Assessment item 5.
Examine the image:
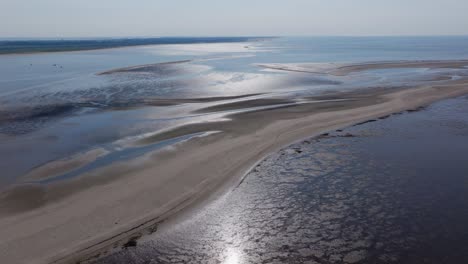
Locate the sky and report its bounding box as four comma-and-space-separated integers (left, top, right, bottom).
1, 0, 468, 38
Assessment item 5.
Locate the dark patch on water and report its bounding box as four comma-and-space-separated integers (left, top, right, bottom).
0, 104, 78, 135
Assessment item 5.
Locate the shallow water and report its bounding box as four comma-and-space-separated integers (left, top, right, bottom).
1, 36, 468, 186
98, 96, 468, 264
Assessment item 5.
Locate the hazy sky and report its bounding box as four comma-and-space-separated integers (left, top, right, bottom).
1, 0, 468, 38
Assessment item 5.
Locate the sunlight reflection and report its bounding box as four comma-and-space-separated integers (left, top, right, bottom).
223, 247, 243, 264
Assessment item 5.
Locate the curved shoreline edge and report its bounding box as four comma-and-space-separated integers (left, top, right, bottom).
1, 62, 468, 264
62, 83, 468, 264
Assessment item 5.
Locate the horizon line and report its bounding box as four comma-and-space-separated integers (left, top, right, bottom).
1, 34, 468, 41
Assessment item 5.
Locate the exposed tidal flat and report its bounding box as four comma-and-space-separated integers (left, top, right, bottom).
98, 95, 468, 264
1, 37, 468, 263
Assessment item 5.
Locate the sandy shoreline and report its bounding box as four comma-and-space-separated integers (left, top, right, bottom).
97, 95, 468, 264
1, 61, 468, 264
257, 60, 468, 76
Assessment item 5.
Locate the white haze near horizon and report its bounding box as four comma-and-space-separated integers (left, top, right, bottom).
1, 0, 467, 38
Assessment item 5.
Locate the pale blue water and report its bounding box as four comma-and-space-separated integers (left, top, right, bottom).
261, 36, 468, 62
2, 36, 468, 98
1, 36, 468, 185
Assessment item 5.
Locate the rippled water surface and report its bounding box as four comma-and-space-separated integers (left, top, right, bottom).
99, 96, 468, 264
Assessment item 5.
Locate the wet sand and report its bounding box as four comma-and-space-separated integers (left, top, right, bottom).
96, 60, 192, 75
98, 96, 468, 264
257, 60, 468, 76
0, 93, 261, 135
21, 148, 110, 182
1, 61, 468, 264
331, 60, 468, 76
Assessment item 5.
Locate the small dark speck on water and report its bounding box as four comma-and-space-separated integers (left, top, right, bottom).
123, 239, 138, 249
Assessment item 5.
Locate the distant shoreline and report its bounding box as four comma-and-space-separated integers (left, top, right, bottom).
0, 36, 274, 55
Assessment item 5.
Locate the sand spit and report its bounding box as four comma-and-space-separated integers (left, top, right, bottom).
257, 60, 468, 76
96, 95, 468, 264
96, 60, 192, 75
332, 60, 468, 75
1, 61, 468, 264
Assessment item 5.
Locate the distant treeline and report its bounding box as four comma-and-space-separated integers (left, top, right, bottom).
0, 37, 273, 54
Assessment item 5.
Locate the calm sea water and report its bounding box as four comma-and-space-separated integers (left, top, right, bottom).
2, 36, 468, 98
1, 36, 468, 185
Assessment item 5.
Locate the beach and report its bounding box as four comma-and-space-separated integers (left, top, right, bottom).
1, 38, 468, 263
0, 60, 468, 263
99, 95, 468, 264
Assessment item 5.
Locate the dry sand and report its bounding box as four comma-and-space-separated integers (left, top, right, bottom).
1, 61, 468, 264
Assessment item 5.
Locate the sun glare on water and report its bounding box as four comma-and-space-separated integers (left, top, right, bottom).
223, 248, 242, 264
